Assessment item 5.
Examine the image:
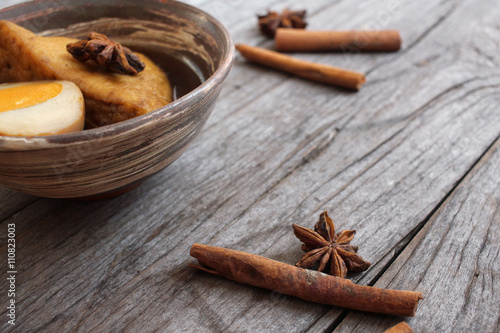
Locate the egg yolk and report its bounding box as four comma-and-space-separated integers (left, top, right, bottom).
0, 82, 63, 113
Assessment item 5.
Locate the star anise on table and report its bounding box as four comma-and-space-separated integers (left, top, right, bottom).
257, 9, 307, 38
292, 211, 371, 278
66, 32, 145, 75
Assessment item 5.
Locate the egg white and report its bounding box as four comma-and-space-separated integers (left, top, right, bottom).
0, 80, 85, 136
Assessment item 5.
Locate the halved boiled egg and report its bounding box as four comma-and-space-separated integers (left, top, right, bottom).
0, 80, 85, 136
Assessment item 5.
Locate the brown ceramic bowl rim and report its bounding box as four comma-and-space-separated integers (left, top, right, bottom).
0, 0, 234, 147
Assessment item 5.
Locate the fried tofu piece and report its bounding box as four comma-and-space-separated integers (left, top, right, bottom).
0, 20, 172, 127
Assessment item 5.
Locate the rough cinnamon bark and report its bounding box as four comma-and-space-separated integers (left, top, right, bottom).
383, 322, 413, 333
190, 244, 423, 317
275, 29, 401, 52
235, 44, 365, 90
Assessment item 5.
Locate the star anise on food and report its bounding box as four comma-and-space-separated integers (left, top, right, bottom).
292, 211, 371, 278
257, 9, 307, 38
66, 32, 145, 75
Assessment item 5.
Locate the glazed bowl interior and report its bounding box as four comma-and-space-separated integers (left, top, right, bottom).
0, 0, 234, 198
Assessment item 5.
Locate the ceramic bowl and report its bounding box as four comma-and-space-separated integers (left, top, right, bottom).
0, 0, 234, 198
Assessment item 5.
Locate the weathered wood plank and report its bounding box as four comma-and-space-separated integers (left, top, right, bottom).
0, 0, 30, 8
1, 0, 500, 332
333, 137, 500, 332
0, 187, 36, 222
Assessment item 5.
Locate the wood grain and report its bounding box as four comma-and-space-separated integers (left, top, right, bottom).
333, 137, 500, 332
1, 0, 500, 332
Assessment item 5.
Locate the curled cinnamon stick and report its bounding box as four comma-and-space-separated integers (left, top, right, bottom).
275, 29, 401, 52
383, 322, 413, 333
190, 244, 423, 317
235, 44, 365, 91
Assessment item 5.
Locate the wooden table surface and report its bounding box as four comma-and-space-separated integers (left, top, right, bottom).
1, 0, 500, 332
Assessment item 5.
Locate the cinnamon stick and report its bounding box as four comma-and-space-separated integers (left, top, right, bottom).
383, 322, 413, 333
235, 44, 365, 91
275, 29, 401, 52
190, 244, 423, 316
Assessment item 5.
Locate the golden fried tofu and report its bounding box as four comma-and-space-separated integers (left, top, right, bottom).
0, 20, 172, 127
